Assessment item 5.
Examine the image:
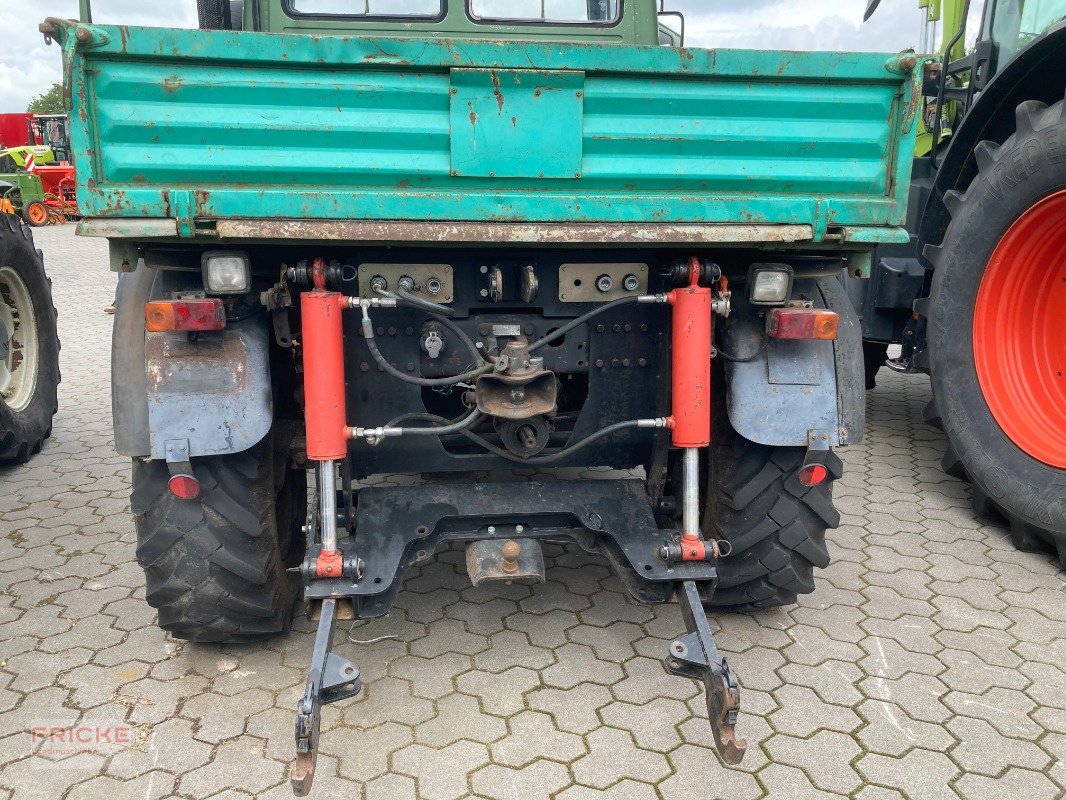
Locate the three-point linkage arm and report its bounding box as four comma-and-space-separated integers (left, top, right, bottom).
291, 598, 362, 796
664, 580, 748, 765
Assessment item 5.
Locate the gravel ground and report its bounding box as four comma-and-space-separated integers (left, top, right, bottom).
0, 223, 1062, 800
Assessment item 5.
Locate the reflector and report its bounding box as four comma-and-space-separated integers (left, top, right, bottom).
798, 463, 829, 487
168, 474, 201, 500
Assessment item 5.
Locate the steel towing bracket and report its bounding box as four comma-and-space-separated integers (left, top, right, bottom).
664, 580, 748, 764
290, 598, 362, 796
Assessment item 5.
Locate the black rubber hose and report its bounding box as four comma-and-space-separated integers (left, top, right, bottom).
381, 287, 456, 318
388, 412, 645, 466
362, 315, 494, 387
397, 409, 483, 436
528, 296, 645, 352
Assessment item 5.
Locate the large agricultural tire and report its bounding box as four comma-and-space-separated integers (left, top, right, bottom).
0, 213, 59, 465
923, 96, 1066, 567
703, 423, 842, 609
130, 434, 306, 642
667, 396, 843, 610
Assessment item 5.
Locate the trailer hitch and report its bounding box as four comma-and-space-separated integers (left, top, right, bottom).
664, 581, 747, 765
291, 598, 362, 796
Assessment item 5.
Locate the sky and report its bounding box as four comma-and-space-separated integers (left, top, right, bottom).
0, 0, 946, 112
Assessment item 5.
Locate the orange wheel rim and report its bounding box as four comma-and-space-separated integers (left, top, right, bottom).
973, 189, 1066, 468
27, 204, 47, 224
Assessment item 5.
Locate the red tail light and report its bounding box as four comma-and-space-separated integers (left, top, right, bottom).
798, 463, 829, 487
145, 299, 225, 333
768, 308, 839, 340
168, 474, 201, 500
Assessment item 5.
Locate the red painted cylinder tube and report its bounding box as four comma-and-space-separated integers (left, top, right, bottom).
301, 291, 347, 461
668, 262, 713, 449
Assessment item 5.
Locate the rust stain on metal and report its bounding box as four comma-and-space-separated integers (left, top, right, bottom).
194, 189, 210, 217
467, 101, 477, 126
162, 75, 183, 93
490, 70, 505, 113
215, 219, 815, 245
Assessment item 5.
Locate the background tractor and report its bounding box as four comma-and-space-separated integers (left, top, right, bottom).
0, 113, 79, 227
856, 0, 1066, 566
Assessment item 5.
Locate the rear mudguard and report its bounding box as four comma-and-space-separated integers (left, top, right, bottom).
112, 266, 272, 459
724, 277, 864, 447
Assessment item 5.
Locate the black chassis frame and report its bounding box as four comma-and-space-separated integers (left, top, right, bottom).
336, 245, 669, 477
305, 478, 716, 616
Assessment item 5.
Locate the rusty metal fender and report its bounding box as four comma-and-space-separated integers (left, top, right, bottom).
145, 319, 272, 460
112, 266, 272, 459
723, 277, 864, 448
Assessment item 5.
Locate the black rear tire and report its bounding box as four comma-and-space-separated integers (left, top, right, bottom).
666, 404, 842, 610
131, 433, 306, 642
924, 96, 1066, 567
703, 425, 841, 609
0, 213, 59, 465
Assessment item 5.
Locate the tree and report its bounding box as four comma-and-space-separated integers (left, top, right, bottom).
27, 83, 65, 115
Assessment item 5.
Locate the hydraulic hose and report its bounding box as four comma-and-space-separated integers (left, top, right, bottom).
379, 287, 456, 318
385, 412, 649, 466
395, 408, 482, 436
528, 296, 648, 352
361, 309, 494, 387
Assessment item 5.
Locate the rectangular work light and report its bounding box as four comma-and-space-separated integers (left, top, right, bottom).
748, 263, 794, 305
201, 251, 251, 295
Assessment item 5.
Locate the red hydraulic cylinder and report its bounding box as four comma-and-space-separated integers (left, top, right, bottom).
301, 291, 348, 462
668, 259, 713, 449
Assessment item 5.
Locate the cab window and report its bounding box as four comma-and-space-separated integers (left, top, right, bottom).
288, 0, 444, 17
469, 0, 620, 24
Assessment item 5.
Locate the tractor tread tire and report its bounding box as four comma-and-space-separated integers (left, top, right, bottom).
706, 435, 842, 610
925, 94, 1066, 568
131, 438, 300, 642
0, 213, 59, 465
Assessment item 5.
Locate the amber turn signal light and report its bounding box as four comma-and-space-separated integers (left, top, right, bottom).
767, 308, 839, 340
145, 299, 226, 332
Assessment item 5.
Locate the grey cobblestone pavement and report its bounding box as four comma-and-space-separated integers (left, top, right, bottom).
1, 224, 1063, 799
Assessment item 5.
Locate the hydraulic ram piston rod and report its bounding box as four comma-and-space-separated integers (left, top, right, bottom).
667, 257, 714, 562
300, 290, 347, 576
